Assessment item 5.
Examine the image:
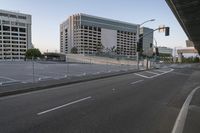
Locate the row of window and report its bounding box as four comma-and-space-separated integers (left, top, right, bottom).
0, 57, 25, 60
0, 41, 26, 44
117, 31, 136, 35
0, 37, 26, 40
79, 29, 101, 34
0, 26, 26, 32
0, 32, 26, 36
0, 13, 27, 20
0, 49, 26, 52
0, 44, 26, 48
80, 25, 101, 32
0, 21, 26, 27
0, 52, 25, 55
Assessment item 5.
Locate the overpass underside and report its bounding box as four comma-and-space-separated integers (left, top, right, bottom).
166, 0, 200, 54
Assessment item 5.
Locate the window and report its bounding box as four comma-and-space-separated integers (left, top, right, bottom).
20, 42, 26, 44
3, 26, 10, 31
0, 13, 9, 17
20, 34, 26, 36
19, 28, 26, 33
20, 38, 26, 40
98, 28, 101, 32
12, 37, 18, 40
12, 27, 18, 32
18, 16, 26, 20
10, 15, 17, 18
12, 33, 18, 36
3, 37, 10, 40
3, 41, 10, 44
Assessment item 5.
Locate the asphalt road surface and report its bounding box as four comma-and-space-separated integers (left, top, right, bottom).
0, 66, 200, 133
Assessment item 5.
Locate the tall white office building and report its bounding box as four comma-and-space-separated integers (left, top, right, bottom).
0, 9, 32, 60
60, 13, 139, 57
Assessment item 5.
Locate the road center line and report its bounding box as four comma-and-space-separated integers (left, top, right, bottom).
171, 86, 200, 133
37, 96, 92, 115
131, 80, 144, 85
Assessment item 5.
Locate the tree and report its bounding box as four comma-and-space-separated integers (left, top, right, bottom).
194, 56, 200, 63
71, 47, 78, 54
25, 48, 42, 59
96, 43, 104, 53
111, 46, 117, 53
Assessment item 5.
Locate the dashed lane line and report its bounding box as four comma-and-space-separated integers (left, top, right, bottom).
130, 80, 144, 85
37, 96, 92, 115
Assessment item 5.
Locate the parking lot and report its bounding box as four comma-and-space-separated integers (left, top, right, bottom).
0, 61, 137, 85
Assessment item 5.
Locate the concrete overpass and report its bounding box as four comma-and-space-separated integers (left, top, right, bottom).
166, 0, 200, 54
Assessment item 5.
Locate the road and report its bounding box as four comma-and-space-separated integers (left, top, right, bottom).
0, 66, 200, 133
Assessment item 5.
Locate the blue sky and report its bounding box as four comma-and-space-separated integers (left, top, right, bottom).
0, 0, 187, 52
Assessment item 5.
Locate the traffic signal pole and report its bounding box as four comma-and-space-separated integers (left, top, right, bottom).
136, 26, 170, 69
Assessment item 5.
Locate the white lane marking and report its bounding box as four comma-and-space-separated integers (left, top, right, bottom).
154, 69, 166, 73
154, 69, 170, 73
145, 71, 160, 75
37, 96, 92, 115
149, 68, 174, 78
131, 80, 144, 85
135, 73, 151, 78
171, 86, 200, 133
135, 68, 174, 79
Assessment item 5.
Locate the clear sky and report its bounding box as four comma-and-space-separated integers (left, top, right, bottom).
0, 0, 188, 52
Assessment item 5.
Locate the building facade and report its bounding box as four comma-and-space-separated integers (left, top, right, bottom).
60, 13, 139, 57
158, 46, 173, 55
139, 27, 154, 57
0, 9, 32, 60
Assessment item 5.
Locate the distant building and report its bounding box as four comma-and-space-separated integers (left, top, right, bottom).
60, 13, 140, 57
0, 9, 32, 60
186, 40, 194, 47
139, 27, 154, 56
43, 52, 66, 61
158, 46, 173, 55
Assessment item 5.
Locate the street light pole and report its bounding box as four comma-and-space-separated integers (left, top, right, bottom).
136, 19, 155, 70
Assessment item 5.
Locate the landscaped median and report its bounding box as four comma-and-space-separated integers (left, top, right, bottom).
0, 69, 145, 97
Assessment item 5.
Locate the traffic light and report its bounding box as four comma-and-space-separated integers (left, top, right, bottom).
155, 47, 159, 56
165, 27, 170, 36
137, 42, 142, 52
137, 42, 140, 52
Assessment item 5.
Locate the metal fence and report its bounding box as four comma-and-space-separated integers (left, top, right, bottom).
0, 58, 139, 86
